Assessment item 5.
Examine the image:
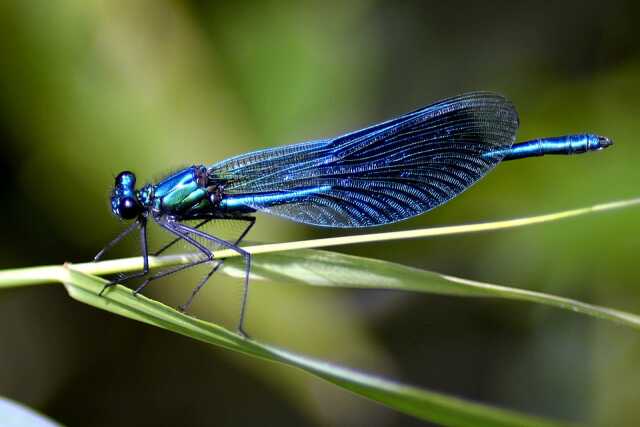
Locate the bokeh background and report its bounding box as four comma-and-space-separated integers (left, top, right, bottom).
1, 1, 639, 426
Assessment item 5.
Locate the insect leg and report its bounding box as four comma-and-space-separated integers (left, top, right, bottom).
174, 216, 254, 313
232, 216, 255, 245
131, 256, 211, 296
172, 222, 252, 338
131, 217, 216, 296
94, 219, 140, 262
153, 218, 212, 256
99, 216, 150, 295
178, 259, 225, 313
133, 217, 246, 301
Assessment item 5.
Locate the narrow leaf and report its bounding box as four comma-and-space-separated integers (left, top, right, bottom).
59, 267, 568, 427
225, 249, 640, 330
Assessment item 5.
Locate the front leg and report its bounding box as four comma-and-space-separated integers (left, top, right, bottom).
99, 216, 150, 296
94, 219, 140, 262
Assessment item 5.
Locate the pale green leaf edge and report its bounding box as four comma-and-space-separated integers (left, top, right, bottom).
235, 249, 640, 330
0, 396, 64, 427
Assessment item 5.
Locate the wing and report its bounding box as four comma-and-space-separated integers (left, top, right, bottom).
209, 92, 519, 227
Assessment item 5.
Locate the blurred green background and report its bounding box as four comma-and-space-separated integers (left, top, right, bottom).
1, 1, 639, 426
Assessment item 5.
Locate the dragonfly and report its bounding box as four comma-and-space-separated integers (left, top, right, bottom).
95, 92, 613, 337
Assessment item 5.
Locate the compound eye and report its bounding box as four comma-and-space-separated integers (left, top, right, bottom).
115, 171, 136, 188
117, 197, 140, 219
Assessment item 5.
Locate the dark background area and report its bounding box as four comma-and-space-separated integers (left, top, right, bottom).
1, 1, 639, 426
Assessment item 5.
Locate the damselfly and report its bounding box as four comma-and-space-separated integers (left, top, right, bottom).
95, 92, 613, 337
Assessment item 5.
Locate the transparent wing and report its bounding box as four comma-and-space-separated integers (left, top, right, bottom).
209, 92, 519, 227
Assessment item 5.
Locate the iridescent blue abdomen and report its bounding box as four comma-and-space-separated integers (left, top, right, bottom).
484, 134, 612, 161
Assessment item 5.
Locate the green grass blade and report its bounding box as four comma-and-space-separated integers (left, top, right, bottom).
226, 249, 640, 330
174, 197, 640, 259
59, 267, 568, 427
57, 196, 640, 273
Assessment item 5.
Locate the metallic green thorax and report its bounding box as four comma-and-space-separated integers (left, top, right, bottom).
145, 165, 210, 217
